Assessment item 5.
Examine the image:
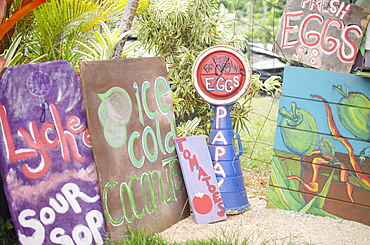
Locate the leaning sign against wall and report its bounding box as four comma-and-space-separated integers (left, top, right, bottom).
268, 0, 370, 226
273, 0, 370, 73
0, 60, 106, 244
79, 57, 189, 240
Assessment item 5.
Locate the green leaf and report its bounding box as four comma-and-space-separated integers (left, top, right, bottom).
22, 0, 128, 66
306, 206, 341, 219
299, 169, 335, 213
318, 138, 335, 158
268, 157, 306, 211
176, 117, 202, 137
5, 219, 13, 230
2, 33, 22, 68
267, 186, 289, 210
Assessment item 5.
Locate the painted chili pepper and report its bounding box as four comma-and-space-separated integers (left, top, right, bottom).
287, 157, 329, 193
311, 94, 370, 188
287, 154, 355, 202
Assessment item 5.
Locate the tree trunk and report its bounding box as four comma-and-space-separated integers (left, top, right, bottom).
111, 0, 140, 59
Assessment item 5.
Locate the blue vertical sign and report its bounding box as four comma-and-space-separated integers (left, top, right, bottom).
192, 45, 252, 214
208, 105, 250, 214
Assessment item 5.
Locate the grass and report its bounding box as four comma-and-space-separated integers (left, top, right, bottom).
0, 230, 17, 245
105, 227, 315, 245
239, 95, 279, 196
240, 95, 279, 172
106, 228, 256, 244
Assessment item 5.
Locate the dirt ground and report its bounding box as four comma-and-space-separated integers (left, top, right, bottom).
159, 171, 370, 245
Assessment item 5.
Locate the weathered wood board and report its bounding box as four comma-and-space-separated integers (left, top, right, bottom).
0, 60, 106, 244
351, 0, 370, 71
273, 0, 370, 73
79, 58, 189, 240
175, 135, 227, 224
275, 96, 370, 149
274, 126, 370, 164
272, 154, 370, 206
269, 184, 370, 225
267, 66, 370, 225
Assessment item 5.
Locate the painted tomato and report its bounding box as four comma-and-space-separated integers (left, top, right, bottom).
192, 193, 213, 215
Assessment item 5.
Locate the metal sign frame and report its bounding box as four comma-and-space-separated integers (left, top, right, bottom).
192, 45, 252, 105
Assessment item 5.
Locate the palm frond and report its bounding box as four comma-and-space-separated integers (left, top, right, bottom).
77, 21, 136, 61
1, 33, 22, 67
25, 0, 127, 65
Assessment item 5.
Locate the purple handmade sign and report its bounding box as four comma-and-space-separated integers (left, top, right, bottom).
0, 60, 106, 244
175, 135, 226, 224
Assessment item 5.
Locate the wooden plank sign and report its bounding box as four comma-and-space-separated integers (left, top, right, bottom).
79, 58, 189, 240
273, 0, 370, 73
175, 135, 227, 224
0, 60, 106, 244
267, 66, 370, 225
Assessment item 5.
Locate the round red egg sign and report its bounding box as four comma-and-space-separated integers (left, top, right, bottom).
192, 45, 252, 105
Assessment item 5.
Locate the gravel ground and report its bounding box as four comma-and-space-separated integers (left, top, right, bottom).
159, 195, 370, 245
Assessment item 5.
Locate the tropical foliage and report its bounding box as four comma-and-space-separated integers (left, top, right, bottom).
0, 0, 283, 147
136, 0, 280, 134
0, 1, 281, 135
0, 0, 47, 70
0, 0, 149, 71
23, 0, 128, 67
76, 22, 140, 61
